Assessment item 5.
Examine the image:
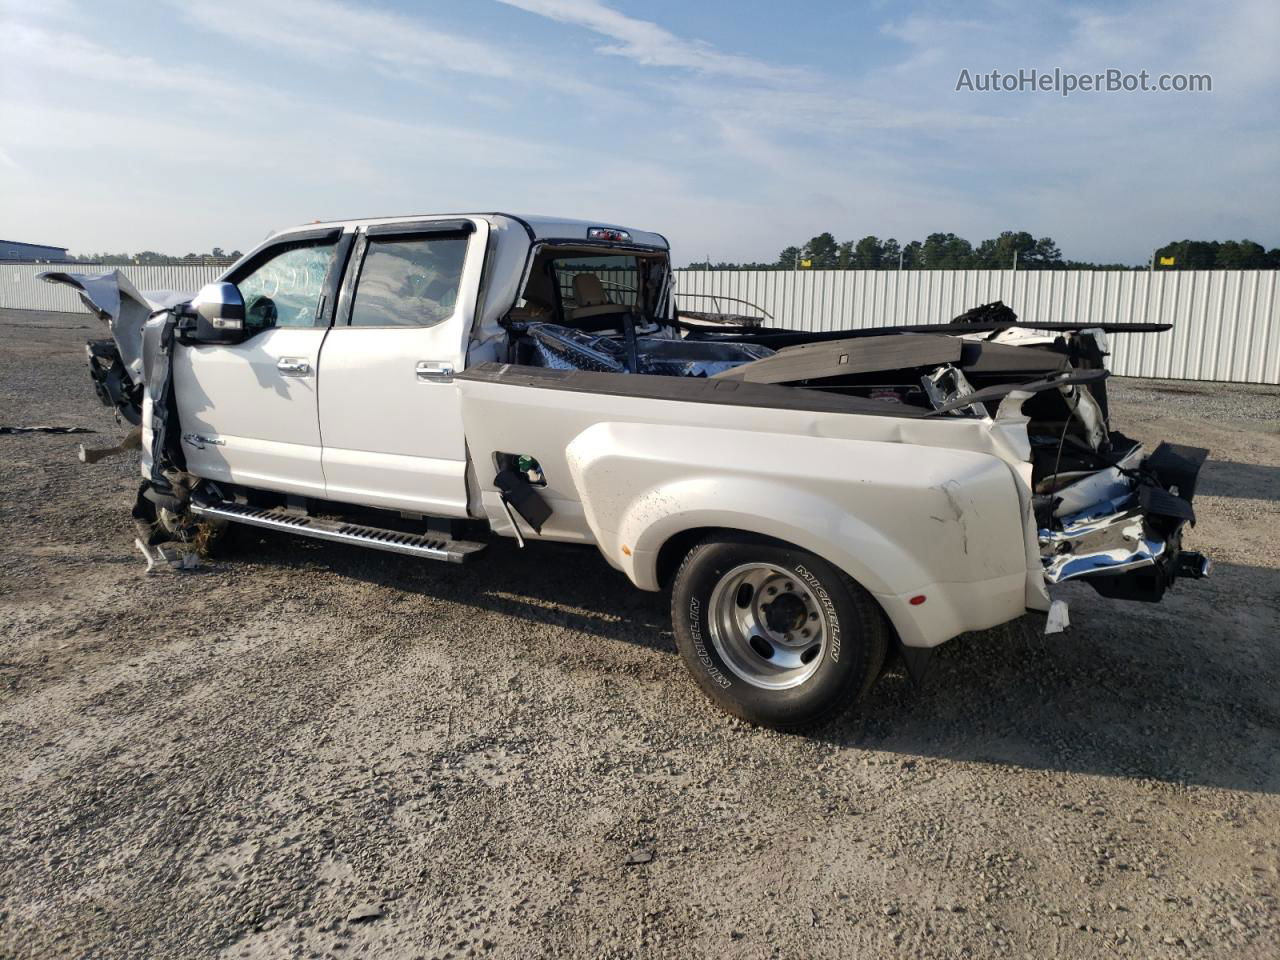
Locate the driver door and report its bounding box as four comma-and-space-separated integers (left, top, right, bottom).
173, 229, 352, 497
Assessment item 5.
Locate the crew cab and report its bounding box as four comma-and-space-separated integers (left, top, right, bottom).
45, 213, 1211, 729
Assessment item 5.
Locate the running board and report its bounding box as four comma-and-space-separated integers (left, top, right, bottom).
189, 499, 486, 563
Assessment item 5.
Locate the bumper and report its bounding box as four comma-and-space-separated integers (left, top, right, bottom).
876, 572, 1029, 649
1038, 442, 1210, 602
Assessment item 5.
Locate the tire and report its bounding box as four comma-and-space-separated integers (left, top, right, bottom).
670, 532, 889, 730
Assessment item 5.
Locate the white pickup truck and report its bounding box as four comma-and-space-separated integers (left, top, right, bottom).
45, 213, 1209, 729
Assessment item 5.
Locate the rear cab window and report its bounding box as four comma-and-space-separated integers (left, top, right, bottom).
553, 254, 639, 312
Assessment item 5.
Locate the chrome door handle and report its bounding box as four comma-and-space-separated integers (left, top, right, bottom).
277, 358, 311, 376
181, 433, 224, 449
416, 361, 454, 382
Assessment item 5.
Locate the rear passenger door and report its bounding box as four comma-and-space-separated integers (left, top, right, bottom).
317, 219, 488, 516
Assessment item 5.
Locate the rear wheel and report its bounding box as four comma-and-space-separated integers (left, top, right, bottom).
670, 533, 888, 730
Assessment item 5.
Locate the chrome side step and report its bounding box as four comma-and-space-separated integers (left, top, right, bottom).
189, 499, 486, 563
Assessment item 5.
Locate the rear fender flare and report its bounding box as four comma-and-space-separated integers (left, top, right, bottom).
563, 421, 1029, 652
600, 474, 924, 598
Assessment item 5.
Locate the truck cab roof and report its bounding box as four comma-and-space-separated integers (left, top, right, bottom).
274, 213, 669, 250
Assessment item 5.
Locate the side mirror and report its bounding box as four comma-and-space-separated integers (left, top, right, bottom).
190, 282, 247, 343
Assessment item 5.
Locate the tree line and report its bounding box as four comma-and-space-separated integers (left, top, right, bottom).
687, 232, 1280, 271
71, 248, 243, 265
64, 234, 1280, 270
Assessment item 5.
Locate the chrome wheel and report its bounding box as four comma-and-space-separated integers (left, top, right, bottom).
707, 562, 827, 690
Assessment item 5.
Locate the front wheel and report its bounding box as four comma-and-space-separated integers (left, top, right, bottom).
670, 533, 889, 730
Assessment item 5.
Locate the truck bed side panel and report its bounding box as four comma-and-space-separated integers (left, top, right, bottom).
457, 368, 1032, 648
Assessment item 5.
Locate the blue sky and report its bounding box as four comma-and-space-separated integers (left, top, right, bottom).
2, 0, 1276, 265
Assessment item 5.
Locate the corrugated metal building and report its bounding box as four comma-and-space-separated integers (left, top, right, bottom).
0, 239, 70, 262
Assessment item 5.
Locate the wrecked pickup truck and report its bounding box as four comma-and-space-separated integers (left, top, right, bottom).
45, 213, 1210, 729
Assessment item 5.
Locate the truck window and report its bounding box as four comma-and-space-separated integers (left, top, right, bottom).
236, 243, 337, 329
349, 234, 468, 327
554, 255, 639, 311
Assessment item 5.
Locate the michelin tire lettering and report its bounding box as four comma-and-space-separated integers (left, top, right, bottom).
795, 564, 841, 664
688, 595, 732, 688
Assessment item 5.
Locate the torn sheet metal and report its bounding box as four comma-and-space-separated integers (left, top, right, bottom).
1048, 445, 1145, 517
1062, 380, 1107, 450
527, 322, 772, 377
1039, 497, 1166, 583
39, 271, 193, 382
920, 365, 987, 418
1037, 441, 1207, 592
925, 368, 1109, 417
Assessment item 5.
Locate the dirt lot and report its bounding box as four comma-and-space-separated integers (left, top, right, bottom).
1, 307, 1278, 960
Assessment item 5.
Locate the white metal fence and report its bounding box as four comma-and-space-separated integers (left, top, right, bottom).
3, 262, 1277, 384
676, 269, 1280, 385
0, 263, 227, 314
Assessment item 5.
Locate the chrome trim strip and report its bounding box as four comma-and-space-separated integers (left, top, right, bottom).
181, 433, 225, 449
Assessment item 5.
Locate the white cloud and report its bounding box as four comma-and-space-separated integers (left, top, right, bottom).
496, 0, 808, 83
2, 0, 1276, 264
0, 0, 74, 18
860, 0, 1280, 261
174, 0, 516, 80
1, 23, 273, 105
168, 0, 629, 100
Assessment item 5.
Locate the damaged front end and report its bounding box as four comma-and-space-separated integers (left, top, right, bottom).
41, 270, 192, 428
40, 269, 204, 542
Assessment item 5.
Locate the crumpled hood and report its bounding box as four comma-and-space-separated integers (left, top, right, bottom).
39, 270, 193, 383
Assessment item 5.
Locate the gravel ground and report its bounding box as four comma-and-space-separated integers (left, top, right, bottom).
1, 308, 1278, 960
